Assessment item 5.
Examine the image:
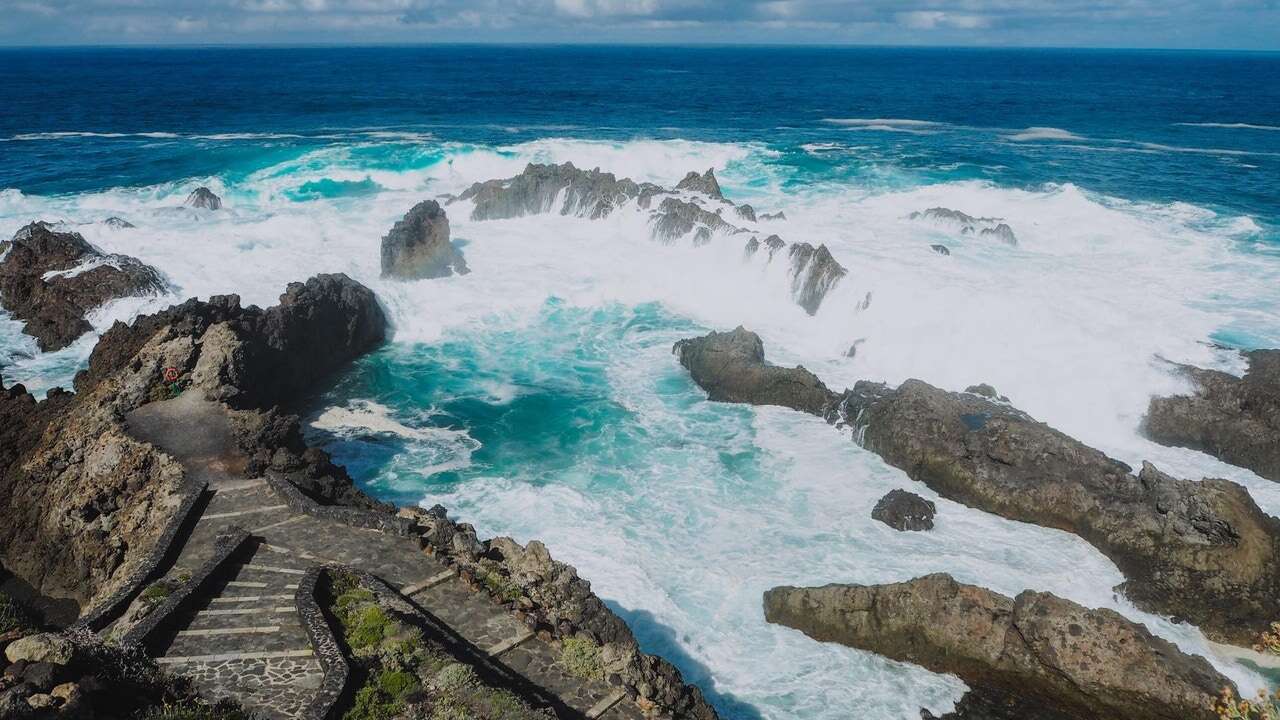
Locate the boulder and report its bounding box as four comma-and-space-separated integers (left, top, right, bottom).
672, 327, 835, 415
787, 242, 847, 315
380, 200, 469, 280
930, 244, 951, 256
965, 383, 1009, 402
0, 222, 167, 351
830, 378, 1280, 643
4, 634, 73, 665
183, 187, 221, 210
675, 168, 724, 199
763, 574, 1227, 720
871, 489, 936, 531
1144, 351, 1280, 483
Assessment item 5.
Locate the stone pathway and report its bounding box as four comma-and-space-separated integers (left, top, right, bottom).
122, 393, 644, 720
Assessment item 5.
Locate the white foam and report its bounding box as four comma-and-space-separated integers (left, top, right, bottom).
1174, 122, 1280, 131
311, 399, 479, 477
1006, 126, 1085, 142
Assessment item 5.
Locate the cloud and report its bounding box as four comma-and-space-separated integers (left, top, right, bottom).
0, 0, 1276, 48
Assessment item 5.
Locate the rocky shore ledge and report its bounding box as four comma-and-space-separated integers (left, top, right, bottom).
1, 261, 717, 718
673, 326, 1280, 645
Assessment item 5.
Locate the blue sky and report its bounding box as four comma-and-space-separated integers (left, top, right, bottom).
2, 0, 1277, 49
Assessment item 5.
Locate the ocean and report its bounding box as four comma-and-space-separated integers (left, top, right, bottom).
2, 45, 1279, 718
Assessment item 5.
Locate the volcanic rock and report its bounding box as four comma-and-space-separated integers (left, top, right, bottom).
764, 574, 1227, 720
787, 242, 847, 315
871, 489, 936, 531
673, 327, 835, 415
458, 162, 662, 221
380, 200, 469, 280
183, 187, 221, 210
0, 222, 167, 351
930, 244, 951, 256
675, 168, 724, 199
1145, 350, 1280, 482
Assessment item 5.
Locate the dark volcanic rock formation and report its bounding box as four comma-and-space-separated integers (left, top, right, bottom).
871, 489, 936, 531
672, 326, 835, 415
787, 243, 848, 315
1145, 351, 1280, 482
380, 200, 469, 280
829, 379, 1280, 643
183, 187, 221, 210
0, 274, 387, 615
458, 162, 662, 221
675, 168, 724, 199
0, 222, 167, 351
651, 197, 739, 244
763, 574, 1226, 720
910, 207, 1018, 246
675, 327, 1280, 643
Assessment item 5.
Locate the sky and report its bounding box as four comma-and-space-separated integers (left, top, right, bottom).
1, 0, 1277, 50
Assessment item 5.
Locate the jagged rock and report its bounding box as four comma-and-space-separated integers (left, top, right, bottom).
675, 168, 723, 199
457, 162, 661, 221
763, 574, 1226, 720
1145, 351, 1280, 482
760, 211, 786, 221
102, 217, 135, 229
735, 203, 757, 222
183, 187, 221, 210
871, 489, 936, 531
965, 383, 1009, 402
910, 208, 1017, 246
788, 243, 847, 315
744, 234, 785, 260
0, 222, 167, 351
4, 634, 73, 665
380, 200, 469, 280
672, 327, 835, 415
844, 339, 865, 359
651, 197, 740, 244
830, 378, 1280, 643
930, 244, 951, 256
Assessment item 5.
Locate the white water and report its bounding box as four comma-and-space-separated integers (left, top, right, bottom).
3, 137, 1279, 717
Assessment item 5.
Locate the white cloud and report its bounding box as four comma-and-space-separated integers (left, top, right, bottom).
895, 10, 989, 29
553, 0, 659, 18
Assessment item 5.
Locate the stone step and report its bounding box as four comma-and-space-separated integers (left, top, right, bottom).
486, 628, 535, 657
177, 625, 282, 638
209, 594, 296, 604
163, 622, 311, 658
401, 569, 455, 596
203, 505, 289, 521
157, 649, 314, 665
587, 689, 628, 719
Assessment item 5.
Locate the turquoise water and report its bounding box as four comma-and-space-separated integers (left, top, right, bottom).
2, 45, 1280, 719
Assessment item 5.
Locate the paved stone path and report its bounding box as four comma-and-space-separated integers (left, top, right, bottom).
122, 392, 643, 720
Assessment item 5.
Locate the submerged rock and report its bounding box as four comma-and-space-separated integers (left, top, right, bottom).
930, 243, 951, 256
763, 574, 1227, 720
675, 168, 724, 199
1145, 351, 1280, 483
831, 378, 1280, 643
102, 217, 135, 230
184, 187, 222, 210
787, 243, 847, 315
0, 222, 167, 351
672, 327, 835, 415
760, 210, 786, 221
380, 200, 469, 280
871, 489, 935, 531
910, 207, 1017, 246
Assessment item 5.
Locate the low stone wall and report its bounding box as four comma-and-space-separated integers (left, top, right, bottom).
405, 505, 720, 720
265, 470, 416, 537
120, 527, 252, 652
296, 566, 350, 720
71, 479, 210, 633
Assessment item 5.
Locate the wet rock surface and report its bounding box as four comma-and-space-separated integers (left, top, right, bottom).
787, 242, 848, 315
0, 222, 167, 351
381, 199, 469, 280
673, 327, 835, 415
1145, 350, 1280, 482
764, 574, 1227, 720
674, 168, 724, 199
910, 207, 1018, 246
183, 186, 221, 210
458, 162, 662, 221
871, 489, 936, 531
831, 378, 1280, 643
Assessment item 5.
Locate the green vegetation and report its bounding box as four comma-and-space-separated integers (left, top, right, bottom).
1255, 622, 1280, 656
135, 702, 251, 720
141, 582, 175, 602
481, 570, 523, 604
348, 667, 421, 720
560, 636, 605, 681
0, 592, 33, 633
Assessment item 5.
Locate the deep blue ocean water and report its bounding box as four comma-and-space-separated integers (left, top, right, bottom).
4, 46, 1280, 719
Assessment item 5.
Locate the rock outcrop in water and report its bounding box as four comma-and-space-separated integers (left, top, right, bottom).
871, 489, 935, 531
183, 187, 221, 210
0, 274, 387, 614
672, 326, 835, 415
675, 327, 1280, 643
457, 162, 851, 314
763, 574, 1228, 720
787, 243, 848, 315
910, 207, 1018, 246
380, 200, 469, 280
1145, 351, 1280, 483
0, 222, 167, 351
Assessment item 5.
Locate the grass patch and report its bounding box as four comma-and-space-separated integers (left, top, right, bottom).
135, 701, 251, 720
481, 570, 523, 604
0, 593, 33, 634
560, 636, 604, 681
